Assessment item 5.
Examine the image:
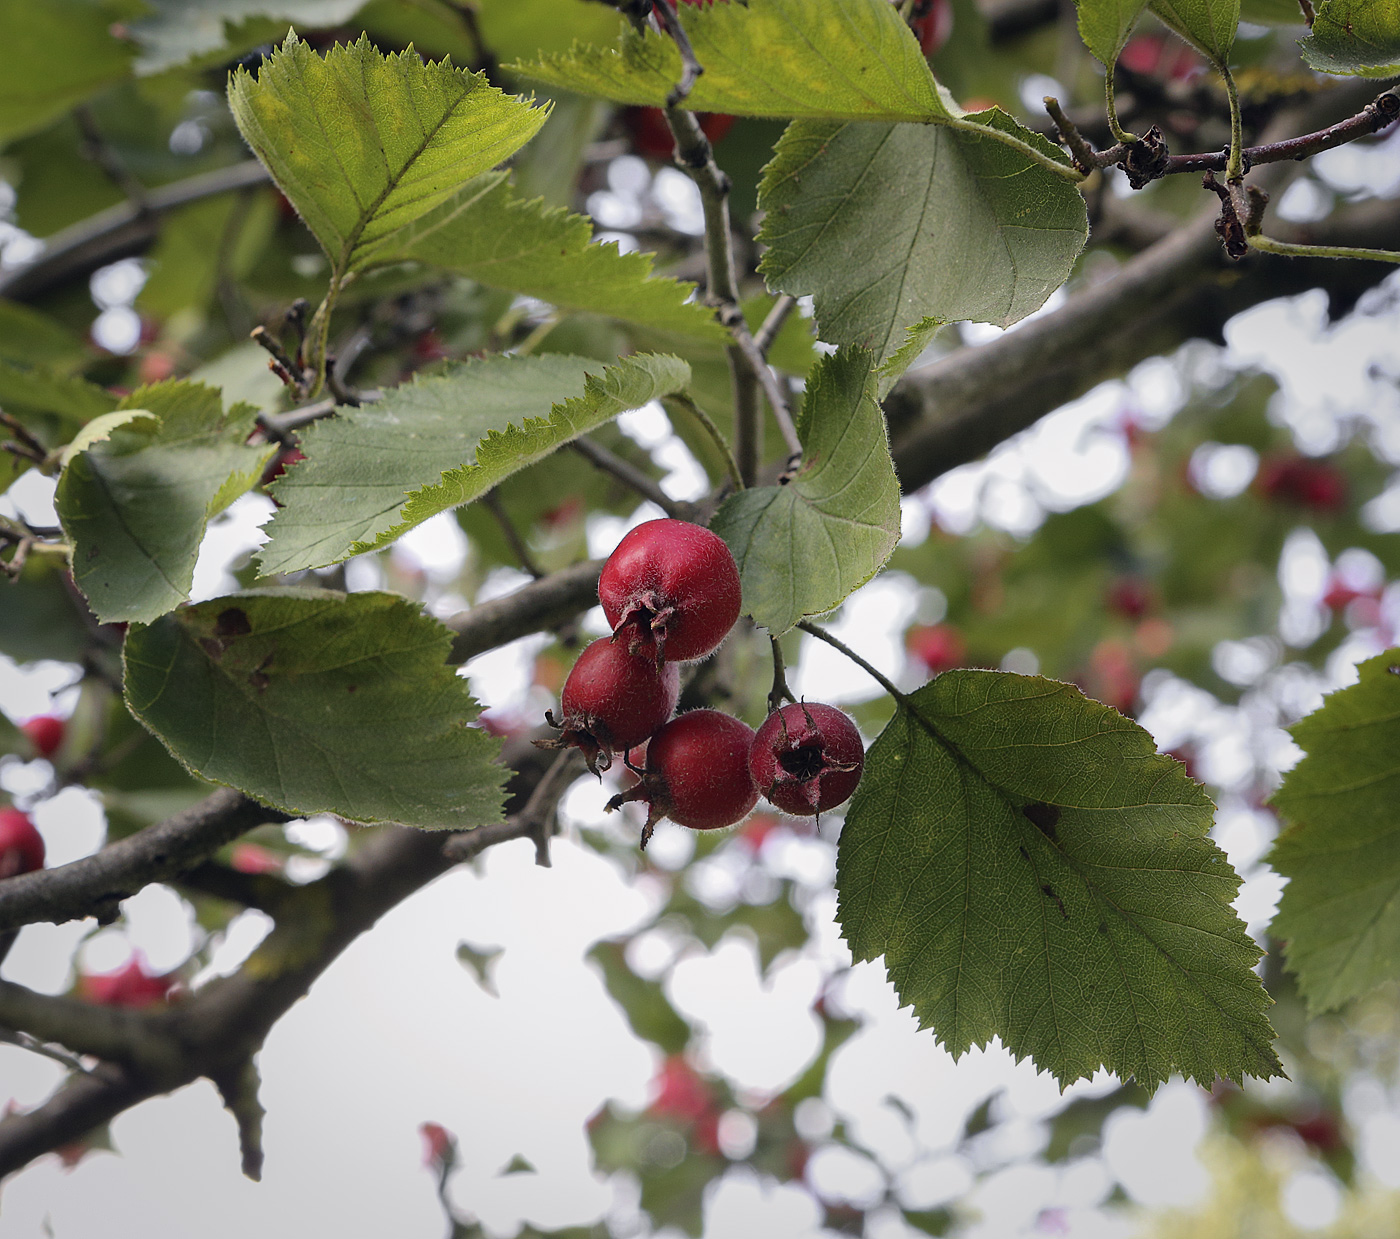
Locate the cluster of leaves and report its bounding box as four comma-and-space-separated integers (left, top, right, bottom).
1, 0, 1398, 1231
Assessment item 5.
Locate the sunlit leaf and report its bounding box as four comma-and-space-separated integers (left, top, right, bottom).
258, 352, 691, 575
1300, 0, 1400, 75
56, 382, 274, 624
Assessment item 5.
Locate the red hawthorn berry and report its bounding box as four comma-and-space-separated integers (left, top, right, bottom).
599, 519, 742, 663
1290, 1110, 1345, 1154
230, 842, 284, 875
1107, 577, 1154, 620
906, 623, 965, 674
419, 1121, 456, 1169
749, 703, 864, 817
907, 0, 952, 54
0, 807, 45, 879
649, 1055, 714, 1123
625, 107, 736, 161
536, 637, 680, 775
1256, 454, 1348, 512
606, 709, 758, 847
736, 811, 781, 853
20, 714, 66, 760
78, 956, 176, 1008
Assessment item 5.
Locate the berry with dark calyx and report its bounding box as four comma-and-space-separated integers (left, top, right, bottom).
599, 519, 742, 663
20, 714, 66, 760
749, 703, 864, 817
0, 807, 44, 879
606, 709, 758, 848
536, 637, 680, 775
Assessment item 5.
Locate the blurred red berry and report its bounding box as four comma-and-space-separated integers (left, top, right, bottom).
78, 957, 176, 1008
1257, 454, 1348, 512
1291, 1110, 1345, 1154
420, 1121, 455, 1169
737, 812, 781, 853
906, 623, 965, 674
20, 715, 66, 760
907, 0, 952, 53
0, 808, 45, 878
230, 842, 283, 875
625, 107, 736, 161
649, 1055, 714, 1124
1107, 577, 1154, 620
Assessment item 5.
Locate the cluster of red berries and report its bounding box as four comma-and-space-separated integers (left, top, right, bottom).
538, 519, 865, 848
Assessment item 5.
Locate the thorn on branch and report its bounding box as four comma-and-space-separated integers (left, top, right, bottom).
212, 1060, 265, 1181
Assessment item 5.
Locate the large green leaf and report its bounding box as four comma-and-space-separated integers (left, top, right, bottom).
56, 381, 274, 624
757, 116, 1087, 379
1149, 0, 1239, 65
257, 352, 691, 575
0, 301, 88, 370
129, 0, 369, 73
1270, 649, 1400, 1012
710, 348, 900, 635
1075, 0, 1155, 64
515, 0, 955, 124
0, 0, 133, 146
123, 589, 507, 829
398, 174, 726, 341
837, 671, 1281, 1090
0, 361, 112, 427
1300, 0, 1400, 75
227, 33, 549, 281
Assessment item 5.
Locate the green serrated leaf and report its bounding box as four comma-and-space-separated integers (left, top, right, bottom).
1149, 0, 1239, 65
257, 352, 691, 575
56, 381, 274, 624
757, 116, 1087, 377
129, 0, 369, 73
1270, 649, 1400, 1012
0, 0, 133, 146
123, 589, 507, 829
1300, 0, 1400, 75
58, 410, 157, 467
837, 670, 1281, 1091
227, 33, 549, 281
397, 173, 726, 340
711, 348, 900, 635
514, 0, 955, 123
1075, 0, 1155, 64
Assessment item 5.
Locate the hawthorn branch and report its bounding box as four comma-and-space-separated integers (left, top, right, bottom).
662, 106, 763, 485
0, 735, 579, 1181
0, 160, 270, 302
570, 437, 691, 519
445, 559, 603, 665
0, 789, 284, 934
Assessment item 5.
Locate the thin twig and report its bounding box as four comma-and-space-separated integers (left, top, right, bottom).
767, 636, 796, 715
649, 0, 705, 106
754, 295, 798, 357
481, 489, 545, 578
662, 394, 745, 492
0, 159, 270, 301
73, 105, 150, 209
729, 318, 804, 459
570, 437, 687, 519
661, 106, 761, 485
0, 789, 283, 933
797, 621, 907, 703
0, 1026, 91, 1075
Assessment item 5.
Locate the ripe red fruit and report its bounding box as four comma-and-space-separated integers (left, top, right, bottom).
0, 808, 45, 878
907, 0, 952, 54
419, 1121, 456, 1170
599, 519, 742, 663
1107, 577, 1154, 620
1256, 454, 1348, 512
77, 956, 175, 1008
20, 714, 66, 760
606, 709, 758, 847
750, 703, 864, 817
649, 1055, 714, 1123
537, 637, 680, 774
625, 106, 737, 161
906, 623, 965, 674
